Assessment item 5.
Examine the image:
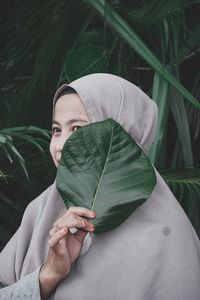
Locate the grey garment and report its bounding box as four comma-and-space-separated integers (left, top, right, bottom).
0, 184, 62, 300
53, 171, 200, 300
0, 184, 62, 282
53, 73, 158, 154
1, 175, 200, 300
1, 74, 200, 299
0, 268, 41, 299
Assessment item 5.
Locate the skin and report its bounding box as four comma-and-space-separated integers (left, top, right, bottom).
39, 94, 95, 300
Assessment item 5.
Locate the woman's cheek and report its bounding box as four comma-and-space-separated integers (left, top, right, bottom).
49, 138, 57, 165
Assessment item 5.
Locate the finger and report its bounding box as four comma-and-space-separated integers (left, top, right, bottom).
74, 230, 88, 242
48, 227, 68, 248
52, 208, 96, 228
71, 216, 95, 232
67, 207, 96, 219
55, 216, 95, 232
49, 224, 59, 239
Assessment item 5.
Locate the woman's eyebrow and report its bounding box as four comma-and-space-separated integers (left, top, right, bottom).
52, 120, 60, 126
68, 118, 89, 124
52, 119, 89, 126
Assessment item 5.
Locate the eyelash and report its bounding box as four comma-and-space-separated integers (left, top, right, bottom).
52, 127, 60, 135
72, 125, 81, 132
51, 125, 81, 135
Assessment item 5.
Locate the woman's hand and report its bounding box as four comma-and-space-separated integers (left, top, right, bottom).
39, 207, 95, 300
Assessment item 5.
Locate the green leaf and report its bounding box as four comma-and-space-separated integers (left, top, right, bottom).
161, 168, 200, 237
64, 46, 109, 82
149, 72, 169, 166
169, 87, 194, 166
176, 24, 200, 64
128, 0, 186, 26
56, 119, 156, 234
0, 126, 51, 179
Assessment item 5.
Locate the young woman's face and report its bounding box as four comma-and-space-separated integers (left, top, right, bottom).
50, 93, 90, 167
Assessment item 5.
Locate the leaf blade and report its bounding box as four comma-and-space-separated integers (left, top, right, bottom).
56, 119, 156, 234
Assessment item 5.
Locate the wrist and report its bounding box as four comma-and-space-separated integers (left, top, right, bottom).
39, 263, 66, 300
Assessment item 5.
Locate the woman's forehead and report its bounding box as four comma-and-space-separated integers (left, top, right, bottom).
53, 85, 77, 107
54, 93, 90, 122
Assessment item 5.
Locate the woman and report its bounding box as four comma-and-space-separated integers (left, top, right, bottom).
0, 73, 200, 300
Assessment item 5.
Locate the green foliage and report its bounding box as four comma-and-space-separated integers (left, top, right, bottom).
64, 31, 112, 81
0, 126, 51, 178
162, 168, 200, 237
85, 0, 200, 109
149, 72, 169, 165
57, 119, 156, 233
128, 0, 190, 26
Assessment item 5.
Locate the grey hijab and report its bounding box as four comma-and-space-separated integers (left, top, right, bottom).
54, 73, 158, 153
0, 73, 200, 300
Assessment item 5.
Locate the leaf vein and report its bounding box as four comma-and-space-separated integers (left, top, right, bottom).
91, 125, 114, 211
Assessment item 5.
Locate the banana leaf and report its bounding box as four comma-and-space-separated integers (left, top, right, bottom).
56, 119, 156, 234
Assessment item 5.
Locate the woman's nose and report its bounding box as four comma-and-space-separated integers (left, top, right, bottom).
55, 137, 65, 152
55, 132, 71, 152
55, 142, 63, 153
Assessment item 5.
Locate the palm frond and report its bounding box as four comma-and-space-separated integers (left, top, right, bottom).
128, 0, 187, 25
0, 126, 51, 178
168, 68, 194, 166
64, 30, 118, 81
0, 132, 28, 177
149, 72, 169, 166
176, 24, 200, 64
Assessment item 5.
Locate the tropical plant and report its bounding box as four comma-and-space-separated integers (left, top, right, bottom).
0, 0, 200, 249
0, 126, 51, 178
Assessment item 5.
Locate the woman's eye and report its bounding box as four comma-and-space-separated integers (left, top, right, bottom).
52, 127, 61, 135
72, 126, 81, 132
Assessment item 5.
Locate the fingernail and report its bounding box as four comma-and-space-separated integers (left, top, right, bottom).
90, 224, 95, 231
91, 211, 96, 218
63, 227, 67, 233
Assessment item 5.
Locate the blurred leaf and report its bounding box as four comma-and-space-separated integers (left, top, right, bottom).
3, 0, 93, 127
176, 24, 200, 64
169, 87, 194, 166
128, 0, 186, 25
149, 72, 169, 166
85, 0, 200, 110
64, 30, 118, 81
0, 132, 28, 178
161, 168, 200, 237
0, 126, 51, 178
64, 47, 108, 82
